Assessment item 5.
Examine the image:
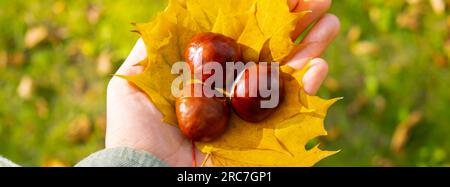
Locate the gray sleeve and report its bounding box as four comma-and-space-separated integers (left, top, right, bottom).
75, 147, 168, 167
0, 156, 19, 167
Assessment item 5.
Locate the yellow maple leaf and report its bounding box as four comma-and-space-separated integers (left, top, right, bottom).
122, 0, 340, 166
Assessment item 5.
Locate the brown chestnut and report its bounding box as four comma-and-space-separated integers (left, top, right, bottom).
176, 83, 230, 142
184, 32, 241, 87
230, 63, 285, 123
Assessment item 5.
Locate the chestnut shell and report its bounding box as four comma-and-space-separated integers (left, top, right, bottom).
175, 83, 230, 142
230, 63, 285, 123
184, 32, 241, 85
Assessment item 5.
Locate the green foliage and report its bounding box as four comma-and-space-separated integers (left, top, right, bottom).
0, 0, 166, 166
318, 0, 450, 166
0, 0, 449, 166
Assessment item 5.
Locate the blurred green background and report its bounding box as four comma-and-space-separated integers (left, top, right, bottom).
0, 0, 449, 166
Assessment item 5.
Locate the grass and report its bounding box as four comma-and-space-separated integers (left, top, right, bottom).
0, 0, 449, 166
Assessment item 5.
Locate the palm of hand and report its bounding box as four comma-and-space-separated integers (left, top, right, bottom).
106, 41, 206, 166
106, 0, 339, 167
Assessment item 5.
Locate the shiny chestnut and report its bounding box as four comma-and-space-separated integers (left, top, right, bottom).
184, 32, 241, 87
230, 63, 285, 123
176, 83, 230, 142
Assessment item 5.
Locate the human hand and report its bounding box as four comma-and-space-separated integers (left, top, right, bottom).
105, 0, 340, 167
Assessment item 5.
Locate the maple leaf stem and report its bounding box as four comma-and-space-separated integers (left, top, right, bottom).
201, 153, 211, 167
191, 140, 197, 167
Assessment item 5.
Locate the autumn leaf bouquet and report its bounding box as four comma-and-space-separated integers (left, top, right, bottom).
120, 0, 340, 166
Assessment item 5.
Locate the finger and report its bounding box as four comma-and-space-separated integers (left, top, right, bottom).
286, 14, 340, 70
289, 0, 332, 40
287, 0, 300, 11
116, 38, 147, 76
303, 58, 329, 95
108, 38, 147, 99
